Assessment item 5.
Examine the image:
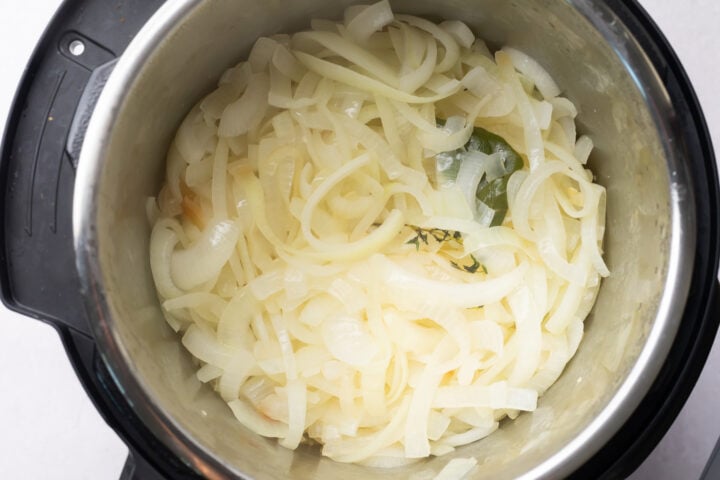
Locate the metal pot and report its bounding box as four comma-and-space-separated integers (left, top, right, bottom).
20, 0, 719, 478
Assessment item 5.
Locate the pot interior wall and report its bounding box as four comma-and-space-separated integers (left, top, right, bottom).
90, 0, 681, 477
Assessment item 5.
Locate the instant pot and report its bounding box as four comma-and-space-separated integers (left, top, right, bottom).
2, 0, 719, 478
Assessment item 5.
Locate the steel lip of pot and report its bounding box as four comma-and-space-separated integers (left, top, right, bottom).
73, 1, 230, 477
518, 0, 698, 477
73, 0, 699, 478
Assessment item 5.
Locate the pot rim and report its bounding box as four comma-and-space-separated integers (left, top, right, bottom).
72, 0, 700, 478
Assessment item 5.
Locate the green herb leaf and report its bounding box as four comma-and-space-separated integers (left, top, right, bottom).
470, 128, 524, 227
434, 150, 464, 188
450, 254, 487, 275
467, 128, 524, 175
406, 236, 421, 250
434, 125, 524, 226
406, 226, 463, 251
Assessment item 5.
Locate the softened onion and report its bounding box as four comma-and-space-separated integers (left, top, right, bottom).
502, 47, 561, 99
345, 0, 394, 44
453, 151, 503, 217
170, 219, 240, 290
440, 20, 475, 49
150, 0, 608, 468
218, 73, 270, 137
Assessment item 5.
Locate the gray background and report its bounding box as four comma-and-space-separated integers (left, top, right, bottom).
0, 1, 717, 478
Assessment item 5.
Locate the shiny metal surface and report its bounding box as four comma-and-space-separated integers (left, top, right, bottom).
73, 0, 696, 478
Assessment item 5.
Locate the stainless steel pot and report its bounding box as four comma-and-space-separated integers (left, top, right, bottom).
70, 0, 718, 478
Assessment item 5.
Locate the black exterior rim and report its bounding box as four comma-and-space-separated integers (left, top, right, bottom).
0, 1, 717, 478
571, 1, 720, 477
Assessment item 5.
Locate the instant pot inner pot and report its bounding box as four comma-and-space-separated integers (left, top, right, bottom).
86, 0, 690, 478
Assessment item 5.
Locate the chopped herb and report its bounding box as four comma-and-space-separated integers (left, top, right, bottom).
406, 226, 463, 250
471, 128, 524, 226
406, 236, 421, 250
450, 254, 486, 274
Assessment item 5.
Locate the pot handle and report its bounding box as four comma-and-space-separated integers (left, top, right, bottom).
120, 450, 166, 480
66, 59, 117, 168
702, 434, 720, 479
0, 30, 118, 337
700, 282, 720, 479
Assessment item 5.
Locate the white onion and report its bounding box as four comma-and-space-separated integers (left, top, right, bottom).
344, 0, 394, 44
228, 398, 288, 438
295, 51, 462, 104
373, 254, 528, 309
175, 106, 216, 164
462, 66, 502, 98
399, 37, 437, 93
550, 96, 577, 119
440, 20, 475, 49
503, 47, 561, 99
396, 15, 460, 73
454, 151, 504, 217
218, 73, 270, 137
149, 222, 183, 299
170, 219, 240, 291
150, 1, 608, 467
574, 134, 594, 165
272, 44, 306, 83
248, 37, 279, 73
322, 314, 380, 366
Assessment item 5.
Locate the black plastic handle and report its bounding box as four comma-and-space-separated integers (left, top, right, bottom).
121, 451, 167, 480
0, 0, 156, 336
61, 328, 199, 480
0, 2, 174, 480
702, 434, 720, 479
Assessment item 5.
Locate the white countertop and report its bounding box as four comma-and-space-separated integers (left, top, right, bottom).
0, 1, 718, 479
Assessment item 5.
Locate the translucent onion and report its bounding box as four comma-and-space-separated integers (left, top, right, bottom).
150, 0, 608, 467
502, 47, 561, 99
218, 73, 270, 137
345, 0, 394, 44
170, 219, 241, 290
440, 20, 475, 49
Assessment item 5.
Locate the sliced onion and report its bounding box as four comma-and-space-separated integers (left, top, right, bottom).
396, 15, 460, 73
229, 398, 288, 438
454, 151, 504, 216
550, 96, 577, 119
373, 254, 528, 309
462, 66, 502, 98
248, 37, 279, 73
150, 4, 609, 466
440, 20, 475, 49
344, 0, 394, 44
171, 219, 240, 290
295, 51, 462, 104
574, 135, 594, 165
182, 324, 232, 367
322, 314, 379, 366
417, 115, 474, 153
272, 44, 306, 83
149, 222, 183, 298
175, 105, 216, 164
218, 73, 270, 137
502, 47, 561, 99
280, 379, 307, 448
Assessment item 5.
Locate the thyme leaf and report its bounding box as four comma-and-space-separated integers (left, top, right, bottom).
405, 226, 463, 250
450, 254, 486, 275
